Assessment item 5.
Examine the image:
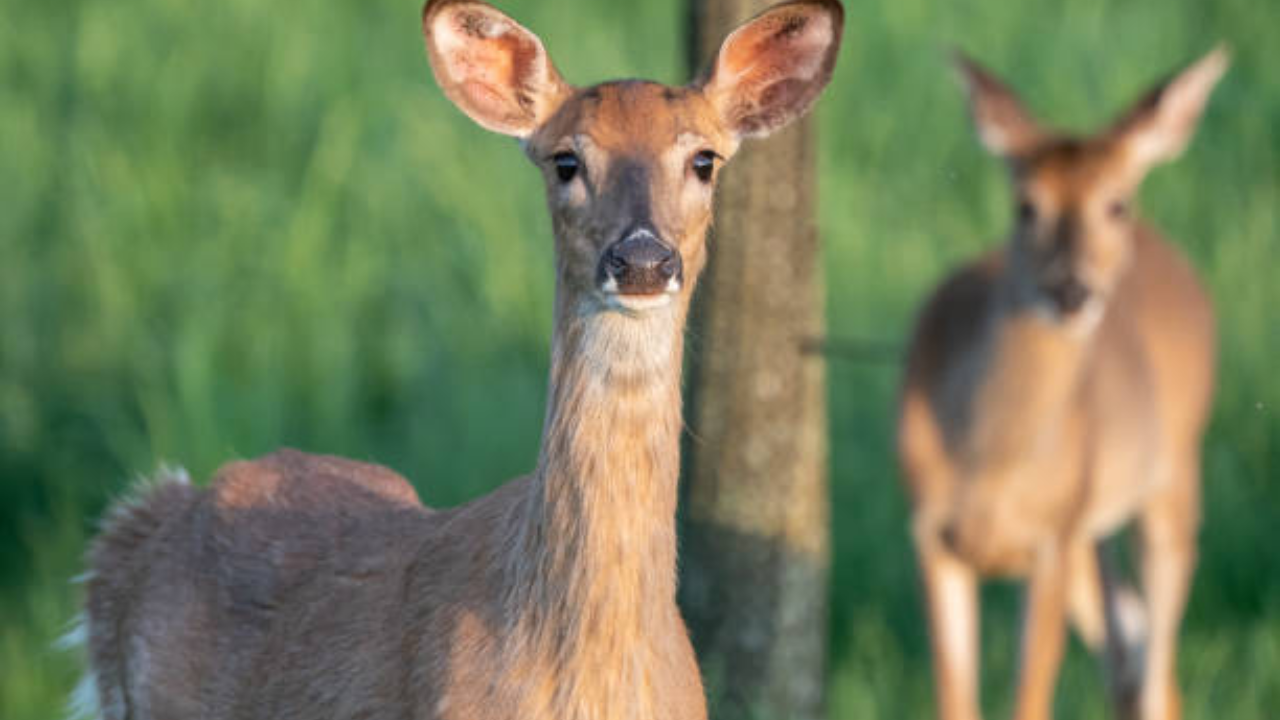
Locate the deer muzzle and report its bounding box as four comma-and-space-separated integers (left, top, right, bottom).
598, 228, 683, 301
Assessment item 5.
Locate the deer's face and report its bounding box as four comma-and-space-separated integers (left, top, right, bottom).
423, 0, 843, 314
526, 83, 732, 311
955, 48, 1228, 324
1008, 140, 1139, 318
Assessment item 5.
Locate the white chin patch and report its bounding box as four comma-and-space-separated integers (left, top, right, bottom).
605, 292, 674, 312
1065, 296, 1105, 337
1031, 296, 1106, 337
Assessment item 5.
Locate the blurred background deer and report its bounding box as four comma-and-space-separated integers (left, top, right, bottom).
73, 1, 842, 718
897, 49, 1227, 720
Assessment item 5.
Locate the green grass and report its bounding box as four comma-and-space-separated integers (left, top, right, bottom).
1, 0, 1276, 717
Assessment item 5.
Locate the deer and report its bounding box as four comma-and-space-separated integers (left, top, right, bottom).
896, 48, 1227, 720
70, 1, 844, 718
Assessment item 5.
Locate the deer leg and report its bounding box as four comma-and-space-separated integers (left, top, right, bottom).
917, 522, 982, 720
1091, 536, 1147, 720
1136, 462, 1199, 720
1068, 535, 1149, 715
1066, 540, 1105, 651
1013, 543, 1069, 720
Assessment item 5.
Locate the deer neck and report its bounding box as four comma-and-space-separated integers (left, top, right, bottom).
508, 285, 687, 656
961, 275, 1096, 466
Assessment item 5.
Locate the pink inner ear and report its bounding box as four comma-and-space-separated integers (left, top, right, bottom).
721, 11, 830, 84
434, 8, 547, 123
440, 12, 519, 88
426, 2, 568, 136
459, 80, 517, 123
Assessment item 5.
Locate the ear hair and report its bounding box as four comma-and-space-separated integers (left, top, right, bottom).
423, 0, 573, 138
952, 50, 1046, 158
698, 0, 844, 139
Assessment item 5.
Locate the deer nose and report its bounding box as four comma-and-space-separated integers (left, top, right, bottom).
1045, 277, 1091, 315
599, 230, 682, 295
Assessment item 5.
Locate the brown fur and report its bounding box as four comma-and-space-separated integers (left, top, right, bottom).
79, 2, 844, 718
899, 49, 1226, 720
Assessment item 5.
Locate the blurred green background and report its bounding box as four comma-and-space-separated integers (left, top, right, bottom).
1, 0, 1276, 716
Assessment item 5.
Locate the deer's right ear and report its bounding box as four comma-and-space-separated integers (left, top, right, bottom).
423, 0, 572, 138
953, 52, 1046, 158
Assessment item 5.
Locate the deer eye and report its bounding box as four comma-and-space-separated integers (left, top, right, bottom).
1108, 199, 1129, 219
691, 150, 718, 183
552, 152, 580, 183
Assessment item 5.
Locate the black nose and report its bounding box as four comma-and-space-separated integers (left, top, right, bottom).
599, 230, 682, 295
1046, 278, 1091, 315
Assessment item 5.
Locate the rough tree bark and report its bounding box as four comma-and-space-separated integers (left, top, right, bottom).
681, 1, 831, 718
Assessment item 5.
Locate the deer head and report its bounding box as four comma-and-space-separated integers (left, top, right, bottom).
955, 48, 1228, 326
423, 0, 843, 315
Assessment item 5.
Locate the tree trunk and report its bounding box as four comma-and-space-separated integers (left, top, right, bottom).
681, 1, 830, 718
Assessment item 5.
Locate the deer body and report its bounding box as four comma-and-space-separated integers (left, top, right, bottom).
906, 224, 1213, 576
88, 304, 695, 720
78, 2, 844, 719
898, 51, 1226, 720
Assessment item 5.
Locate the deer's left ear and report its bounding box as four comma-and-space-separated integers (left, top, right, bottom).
1110, 46, 1229, 173
697, 0, 844, 139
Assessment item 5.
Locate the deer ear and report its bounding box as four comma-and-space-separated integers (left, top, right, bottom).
953, 51, 1046, 158
698, 0, 844, 139
1110, 46, 1229, 174
422, 0, 573, 138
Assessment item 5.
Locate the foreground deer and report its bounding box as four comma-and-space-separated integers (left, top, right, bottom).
75, 1, 843, 718
897, 49, 1226, 720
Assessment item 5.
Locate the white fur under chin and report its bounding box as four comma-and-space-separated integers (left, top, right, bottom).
1066, 296, 1106, 338
601, 290, 677, 313
1030, 295, 1106, 339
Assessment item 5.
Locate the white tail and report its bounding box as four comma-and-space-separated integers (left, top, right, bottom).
897, 48, 1226, 720
58, 612, 100, 720
77, 2, 844, 719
